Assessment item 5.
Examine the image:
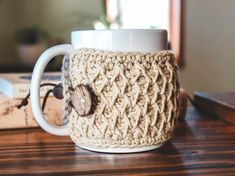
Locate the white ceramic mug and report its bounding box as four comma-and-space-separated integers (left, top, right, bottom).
30, 29, 168, 152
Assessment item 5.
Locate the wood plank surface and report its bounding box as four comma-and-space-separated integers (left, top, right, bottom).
0, 107, 235, 175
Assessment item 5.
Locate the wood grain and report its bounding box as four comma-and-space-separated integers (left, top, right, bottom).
0, 107, 235, 175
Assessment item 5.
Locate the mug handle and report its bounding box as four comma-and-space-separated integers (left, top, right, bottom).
30, 44, 75, 136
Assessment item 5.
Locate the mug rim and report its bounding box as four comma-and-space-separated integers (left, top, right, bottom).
71, 29, 168, 52
71, 29, 167, 35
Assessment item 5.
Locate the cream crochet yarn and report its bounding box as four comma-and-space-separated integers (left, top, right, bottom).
62, 48, 180, 148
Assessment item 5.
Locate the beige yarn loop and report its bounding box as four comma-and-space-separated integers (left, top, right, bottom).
62, 48, 180, 148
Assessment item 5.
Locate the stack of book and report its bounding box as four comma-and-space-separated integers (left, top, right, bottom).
0, 72, 62, 129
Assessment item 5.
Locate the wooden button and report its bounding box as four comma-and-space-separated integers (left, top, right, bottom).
53, 83, 64, 99
71, 84, 92, 116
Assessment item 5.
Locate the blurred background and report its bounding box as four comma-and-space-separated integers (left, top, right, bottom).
0, 0, 235, 94
0, 0, 169, 73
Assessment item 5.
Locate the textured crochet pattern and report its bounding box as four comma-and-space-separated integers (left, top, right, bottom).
62, 48, 180, 148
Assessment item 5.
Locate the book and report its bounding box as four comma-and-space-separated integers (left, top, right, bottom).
194, 92, 235, 125
0, 92, 62, 129
0, 72, 61, 99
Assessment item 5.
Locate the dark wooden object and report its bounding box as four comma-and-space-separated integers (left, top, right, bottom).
0, 106, 235, 175
194, 92, 235, 125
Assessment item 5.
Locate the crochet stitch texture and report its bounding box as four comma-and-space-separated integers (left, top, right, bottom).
62, 48, 180, 148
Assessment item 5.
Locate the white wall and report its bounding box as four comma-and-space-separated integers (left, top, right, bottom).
181, 0, 235, 94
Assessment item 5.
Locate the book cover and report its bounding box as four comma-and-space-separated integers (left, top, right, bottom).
0, 92, 62, 129
0, 72, 61, 99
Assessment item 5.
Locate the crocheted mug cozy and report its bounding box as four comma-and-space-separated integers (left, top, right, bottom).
62, 48, 180, 148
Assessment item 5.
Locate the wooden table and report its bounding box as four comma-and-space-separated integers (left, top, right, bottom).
0, 107, 235, 175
